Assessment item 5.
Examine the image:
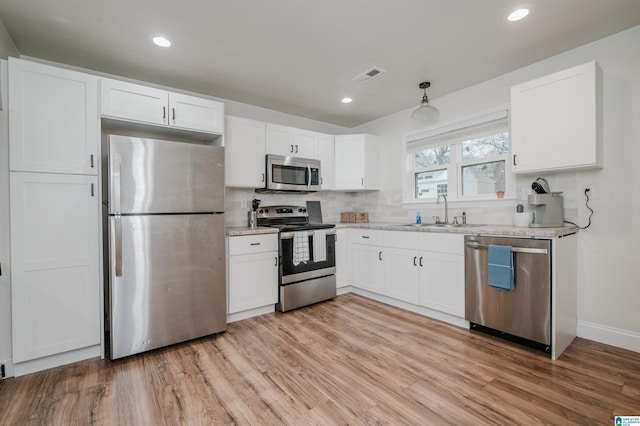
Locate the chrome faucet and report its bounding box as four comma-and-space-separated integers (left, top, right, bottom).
437, 194, 449, 224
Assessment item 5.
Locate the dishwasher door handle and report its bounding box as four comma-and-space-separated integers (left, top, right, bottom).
465, 242, 548, 255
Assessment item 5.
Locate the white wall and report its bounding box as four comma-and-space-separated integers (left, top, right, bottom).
352, 26, 640, 350
0, 60, 11, 374
0, 17, 18, 59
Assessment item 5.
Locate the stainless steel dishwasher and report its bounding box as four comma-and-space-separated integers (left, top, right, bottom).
464, 235, 551, 352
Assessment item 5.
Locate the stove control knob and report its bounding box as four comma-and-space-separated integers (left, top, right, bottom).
263, 208, 269, 214
258, 209, 264, 214
299, 208, 306, 213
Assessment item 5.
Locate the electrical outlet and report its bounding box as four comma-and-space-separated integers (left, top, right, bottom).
240, 199, 247, 209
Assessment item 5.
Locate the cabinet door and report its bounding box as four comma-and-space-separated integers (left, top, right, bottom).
350, 243, 385, 294
228, 251, 278, 314
335, 229, 349, 289
318, 133, 335, 190
385, 247, 420, 303
291, 128, 318, 159
225, 116, 266, 188
511, 61, 602, 173
169, 93, 224, 134
265, 124, 295, 156
100, 78, 168, 126
335, 135, 364, 190
9, 59, 98, 175
419, 251, 464, 317
10, 172, 100, 362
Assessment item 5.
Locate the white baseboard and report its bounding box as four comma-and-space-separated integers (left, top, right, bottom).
577, 320, 640, 353
13, 345, 101, 377
227, 305, 275, 323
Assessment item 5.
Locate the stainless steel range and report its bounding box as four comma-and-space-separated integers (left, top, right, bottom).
257, 205, 336, 312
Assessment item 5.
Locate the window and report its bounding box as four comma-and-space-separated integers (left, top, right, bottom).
404, 110, 510, 202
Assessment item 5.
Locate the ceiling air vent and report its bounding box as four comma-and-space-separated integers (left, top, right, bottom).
352, 67, 386, 84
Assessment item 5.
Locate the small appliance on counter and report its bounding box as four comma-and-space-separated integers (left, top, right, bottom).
528, 177, 564, 227
248, 198, 260, 228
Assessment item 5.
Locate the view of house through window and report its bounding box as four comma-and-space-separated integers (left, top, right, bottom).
406, 110, 510, 202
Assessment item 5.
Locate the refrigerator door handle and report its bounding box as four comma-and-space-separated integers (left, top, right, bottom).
112, 154, 122, 214
115, 216, 122, 277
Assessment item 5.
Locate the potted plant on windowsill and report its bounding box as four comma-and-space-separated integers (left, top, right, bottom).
496, 190, 505, 199
512, 203, 533, 227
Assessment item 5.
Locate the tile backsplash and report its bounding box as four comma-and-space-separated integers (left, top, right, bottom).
225, 172, 580, 227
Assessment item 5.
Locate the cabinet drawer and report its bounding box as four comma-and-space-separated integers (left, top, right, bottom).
420, 233, 464, 255
228, 234, 278, 255
350, 229, 384, 246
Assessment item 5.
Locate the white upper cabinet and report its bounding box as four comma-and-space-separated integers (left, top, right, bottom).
510, 61, 603, 174
265, 124, 318, 159
101, 78, 224, 135
317, 133, 335, 190
225, 116, 266, 188
334, 134, 380, 190
9, 58, 99, 175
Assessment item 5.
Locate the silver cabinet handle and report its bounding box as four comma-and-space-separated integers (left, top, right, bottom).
513, 154, 517, 166
419, 256, 423, 267
361, 177, 364, 186
163, 106, 166, 119
361, 235, 370, 239
115, 216, 122, 277
378, 251, 382, 261
172, 107, 176, 121
465, 242, 548, 255
250, 242, 261, 246
90, 154, 94, 168
274, 257, 278, 266
91, 183, 94, 197
290, 144, 294, 153
295, 144, 299, 153
413, 256, 417, 266
261, 173, 265, 183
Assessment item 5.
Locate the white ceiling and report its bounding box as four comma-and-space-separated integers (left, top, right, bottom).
1, 0, 640, 128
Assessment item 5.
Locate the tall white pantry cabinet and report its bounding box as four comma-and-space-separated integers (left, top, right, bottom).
8, 58, 101, 371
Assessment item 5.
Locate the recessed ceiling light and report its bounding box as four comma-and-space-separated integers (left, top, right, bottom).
152, 36, 172, 47
507, 7, 530, 22
341, 97, 353, 104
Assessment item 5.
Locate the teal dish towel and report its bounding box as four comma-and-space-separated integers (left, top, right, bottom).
487, 244, 514, 291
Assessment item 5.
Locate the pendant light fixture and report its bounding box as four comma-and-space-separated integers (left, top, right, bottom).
411, 81, 440, 121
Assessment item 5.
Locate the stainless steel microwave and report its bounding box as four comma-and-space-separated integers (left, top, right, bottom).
258, 154, 321, 193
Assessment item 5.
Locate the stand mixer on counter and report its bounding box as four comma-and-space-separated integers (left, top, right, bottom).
528, 177, 565, 227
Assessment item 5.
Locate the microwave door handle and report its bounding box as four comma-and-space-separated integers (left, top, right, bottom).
307, 163, 311, 190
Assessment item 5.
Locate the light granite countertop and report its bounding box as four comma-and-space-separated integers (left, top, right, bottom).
226, 226, 279, 237
227, 223, 577, 238
334, 222, 578, 238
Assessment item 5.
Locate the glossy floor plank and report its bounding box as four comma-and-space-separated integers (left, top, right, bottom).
1, 293, 639, 425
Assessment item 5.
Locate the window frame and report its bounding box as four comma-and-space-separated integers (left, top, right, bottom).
402, 107, 513, 205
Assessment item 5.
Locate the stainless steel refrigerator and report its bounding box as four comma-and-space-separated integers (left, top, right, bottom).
104, 135, 226, 359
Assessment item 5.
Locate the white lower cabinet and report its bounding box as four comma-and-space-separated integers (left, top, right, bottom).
385, 247, 420, 303
418, 250, 464, 317
349, 230, 465, 319
227, 234, 278, 316
335, 229, 349, 289
10, 172, 100, 363
418, 233, 465, 317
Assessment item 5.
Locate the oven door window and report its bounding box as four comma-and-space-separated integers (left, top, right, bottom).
281, 233, 335, 277
272, 164, 309, 185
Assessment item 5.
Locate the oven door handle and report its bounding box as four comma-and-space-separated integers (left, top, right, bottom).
280, 229, 336, 239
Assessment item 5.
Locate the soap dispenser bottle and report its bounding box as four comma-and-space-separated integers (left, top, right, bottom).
416, 211, 422, 224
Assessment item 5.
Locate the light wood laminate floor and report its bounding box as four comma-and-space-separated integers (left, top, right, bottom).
1, 293, 639, 425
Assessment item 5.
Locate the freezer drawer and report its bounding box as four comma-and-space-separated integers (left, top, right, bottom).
464, 235, 551, 346
108, 214, 226, 359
